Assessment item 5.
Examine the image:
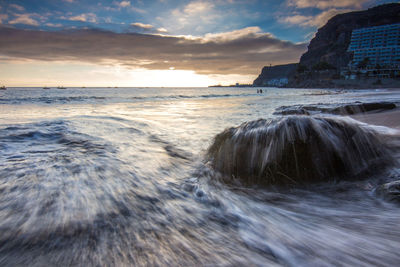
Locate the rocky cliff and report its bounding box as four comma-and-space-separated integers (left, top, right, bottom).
253, 63, 297, 86
253, 3, 400, 87
299, 3, 400, 70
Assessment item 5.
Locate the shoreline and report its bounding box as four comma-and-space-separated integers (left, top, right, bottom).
351, 107, 400, 130
285, 78, 400, 89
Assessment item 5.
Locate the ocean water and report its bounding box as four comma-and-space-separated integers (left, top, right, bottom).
0, 87, 400, 266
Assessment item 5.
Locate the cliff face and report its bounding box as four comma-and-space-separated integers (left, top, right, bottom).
253, 3, 400, 88
299, 3, 400, 70
253, 63, 297, 86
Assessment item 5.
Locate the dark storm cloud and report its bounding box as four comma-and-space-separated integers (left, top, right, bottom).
0, 26, 306, 75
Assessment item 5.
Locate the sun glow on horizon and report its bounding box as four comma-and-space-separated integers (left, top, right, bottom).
0, 61, 254, 87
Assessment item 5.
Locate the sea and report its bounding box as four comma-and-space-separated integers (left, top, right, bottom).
0, 87, 400, 266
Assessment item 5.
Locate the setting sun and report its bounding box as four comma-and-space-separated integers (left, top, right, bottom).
0, 60, 254, 87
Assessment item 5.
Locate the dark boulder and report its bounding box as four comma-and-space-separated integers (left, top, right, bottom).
331, 102, 397, 115
274, 102, 397, 116
207, 116, 395, 186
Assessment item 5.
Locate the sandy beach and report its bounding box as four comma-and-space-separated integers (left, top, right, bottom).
352, 107, 400, 129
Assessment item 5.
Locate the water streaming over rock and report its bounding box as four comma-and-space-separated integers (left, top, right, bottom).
207, 116, 396, 186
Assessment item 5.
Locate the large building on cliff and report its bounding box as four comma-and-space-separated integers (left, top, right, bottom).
348, 23, 400, 68
253, 4, 400, 87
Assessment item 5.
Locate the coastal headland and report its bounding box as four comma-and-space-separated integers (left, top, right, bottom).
253, 3, 400, 89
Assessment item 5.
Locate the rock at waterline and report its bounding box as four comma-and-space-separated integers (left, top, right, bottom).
375, 180, 400, 204
274, 102, 397, 116
206, 116, 395, 186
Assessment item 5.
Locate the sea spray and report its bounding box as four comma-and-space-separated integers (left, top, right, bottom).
206, 116, 395, 186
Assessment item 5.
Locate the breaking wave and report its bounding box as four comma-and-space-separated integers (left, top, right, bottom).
0, 93, 256, 105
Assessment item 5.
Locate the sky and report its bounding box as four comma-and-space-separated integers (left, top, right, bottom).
0, 0, 395, 87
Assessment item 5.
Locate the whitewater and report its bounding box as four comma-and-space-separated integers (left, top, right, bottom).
0, 87, 399, 266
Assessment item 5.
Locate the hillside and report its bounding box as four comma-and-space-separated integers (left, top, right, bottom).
299, 3, 400, 70
253, 64, 297, 86
253, 3, 400, 87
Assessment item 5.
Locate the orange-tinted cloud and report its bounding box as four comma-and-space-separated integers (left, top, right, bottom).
0, 26, 307, 75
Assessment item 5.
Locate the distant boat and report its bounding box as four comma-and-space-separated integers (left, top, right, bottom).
57, 86, 67, 89
43, 86, 50, 89
0, 85, 6, 90
82, 86, 86, 88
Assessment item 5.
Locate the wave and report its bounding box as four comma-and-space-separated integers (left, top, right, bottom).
1, 116, 400, 265
149, 134, 192, 161
0, 93, 255, 105
0, 96, 107, 105
206, 116, 397, 186
130, 92, 256, 101
0, 119, 245, 266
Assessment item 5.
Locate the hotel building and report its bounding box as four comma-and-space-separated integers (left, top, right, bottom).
348, 23, 400, 68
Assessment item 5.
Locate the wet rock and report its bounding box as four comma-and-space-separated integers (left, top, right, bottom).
207, 116, 395, 186
375, 180, 400, 204
274, 102, 396, 116
274, 105, 318, 115
331, 102, 396, 115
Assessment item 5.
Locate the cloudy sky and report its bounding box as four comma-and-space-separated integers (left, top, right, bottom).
0, 0, 394, 87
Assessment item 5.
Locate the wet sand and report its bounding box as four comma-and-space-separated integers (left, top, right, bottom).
352, 108, 400, 129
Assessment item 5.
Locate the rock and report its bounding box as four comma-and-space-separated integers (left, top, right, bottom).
206, 116, 395, 186
253, 63, 297, 87
331, 102, 397, 115
375, 180, 400, 204
274, 102, 397, 116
